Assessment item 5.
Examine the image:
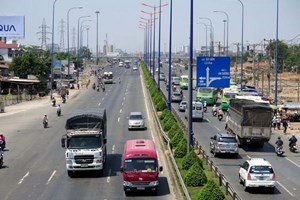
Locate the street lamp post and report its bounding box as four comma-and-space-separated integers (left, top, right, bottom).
223, 19, 226, 55
237, 0, 244, 89
188, 0, 194, 149
95, 11, 100, 66
197, 22, 209, 56
50, 0, 59, 100
199, 17, 214, 56
67, 7, 82, 86
142, 2, 168, 87
77, 15, 90, 83
168, 0, 173, 111
274, 0, 279, 106
214, 10, 229, 56
80, 20, 92, 48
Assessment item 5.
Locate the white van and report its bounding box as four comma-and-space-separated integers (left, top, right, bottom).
185, 101, 204, 122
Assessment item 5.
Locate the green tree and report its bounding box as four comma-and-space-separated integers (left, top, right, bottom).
10, 52, 49, 83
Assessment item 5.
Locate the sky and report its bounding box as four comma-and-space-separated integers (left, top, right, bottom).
1, 0, 300, 54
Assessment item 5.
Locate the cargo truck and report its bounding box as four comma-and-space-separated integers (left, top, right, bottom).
61, 108, 107, 177
226, 98, 272, 147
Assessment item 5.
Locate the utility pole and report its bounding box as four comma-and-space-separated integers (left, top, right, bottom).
233, 43, 240, 84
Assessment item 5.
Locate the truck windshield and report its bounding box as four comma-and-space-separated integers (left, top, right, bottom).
68, 135, 102, 149
124, 158, 157, 173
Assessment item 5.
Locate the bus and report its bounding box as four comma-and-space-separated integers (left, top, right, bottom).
103, 72, 113, 84
121, 139, 163, 195
221, 88, 239, 111
196, 87, 218, 105
180, 75, 188, 90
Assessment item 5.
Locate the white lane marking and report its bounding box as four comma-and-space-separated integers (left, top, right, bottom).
120, 109, 122, 113
118, 117, 120, 122
123, 96, 126, 101
18, 172, 30, 184
277, 181, 295, 197
112, 145, 115, 154
214, 126, 221, 131
140, 72, 154, 140
285, 157, 300, 168
98, 102, 101, 106
107, 169, 112, 183
46, 170, 56, 185
122, 102, 124, 106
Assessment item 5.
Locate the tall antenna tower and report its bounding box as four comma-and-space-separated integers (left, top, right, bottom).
37, 18, 50, 50
59, 19, 65, 52
71, 27, 76, 54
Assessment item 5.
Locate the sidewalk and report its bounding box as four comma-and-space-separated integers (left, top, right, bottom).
0, 88, 81, 117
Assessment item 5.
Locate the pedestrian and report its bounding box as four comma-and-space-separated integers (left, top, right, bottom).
276, 113, 281, 130
180, 89, 183, 98
272, 115, 277, 130
282, 119, 288, 134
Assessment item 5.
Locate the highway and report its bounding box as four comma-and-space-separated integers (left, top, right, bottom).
0, 65, 178, 200
156, 63, 300, 200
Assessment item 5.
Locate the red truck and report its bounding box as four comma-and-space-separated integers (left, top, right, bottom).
121, 139, 163, 195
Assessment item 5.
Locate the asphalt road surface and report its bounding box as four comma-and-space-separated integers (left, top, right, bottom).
157, 63, 300, 200
0, 65, 178, 200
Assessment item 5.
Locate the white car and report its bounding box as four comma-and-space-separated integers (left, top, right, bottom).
239, 158, 276, 193
128, 112, 146, 130
178, 101, 187, 112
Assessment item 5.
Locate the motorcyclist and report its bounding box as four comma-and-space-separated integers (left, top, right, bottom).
52, 97, 56, 106
56, 104, 61, 115
275, 136, 284, 152
212, 104, 217, 115
0, 134, 6, 149
218, 108, 224, 117
42, 114, 48, 123
92, 83, 96, 90
289, 134, 297, 148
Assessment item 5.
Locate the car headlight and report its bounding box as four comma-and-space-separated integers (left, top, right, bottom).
66, 159, 72, 164
96, 159, 102, 163
123, 181, 133, 187
149, 181, 159, 186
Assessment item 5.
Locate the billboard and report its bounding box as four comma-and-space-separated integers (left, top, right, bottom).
0, 16, 25, 37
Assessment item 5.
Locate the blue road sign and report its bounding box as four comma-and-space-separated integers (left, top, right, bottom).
196, 56, 230, 88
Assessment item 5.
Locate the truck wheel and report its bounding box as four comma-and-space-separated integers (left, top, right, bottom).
67, 171, 74, 178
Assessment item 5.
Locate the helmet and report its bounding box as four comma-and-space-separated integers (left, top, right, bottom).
292, 134, 295, 136
278, 136, 281, 139
44, 113, 47, 116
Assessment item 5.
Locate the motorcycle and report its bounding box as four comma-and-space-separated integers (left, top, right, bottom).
289, 143, 297, 152
0, 151, 3, 168
62, 96, 66, 104
218, 114, 223, 121
275, 145, 284, 156
212, 110, 217, 117
57, 108, 61, 116
52, 99, 56, 107
0, 139, 5, 150
92, 84, 96, 90
43, 120, 48, 128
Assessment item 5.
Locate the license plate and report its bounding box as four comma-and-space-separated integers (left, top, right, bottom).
136, 187, 145, 190
81, 164, 88, 168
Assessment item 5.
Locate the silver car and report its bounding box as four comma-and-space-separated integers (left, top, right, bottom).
178, 101, 187, 112
128, 112, 146, 130
210, 133, 239, 158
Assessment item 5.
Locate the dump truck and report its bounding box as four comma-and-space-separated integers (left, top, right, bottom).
61, 108, 107, 177
226, 98, 273, 147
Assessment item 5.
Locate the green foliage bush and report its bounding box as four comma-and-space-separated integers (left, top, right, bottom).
170, 130, 184, 148
182, 150, 198, 170
174, 137, 187, 158
156, 100, 167, 111
159, 109, 169, 120
196, 180, 225, 200
162, 118, 176, 132
184, 162, 207, 187
168, 123, 180, 139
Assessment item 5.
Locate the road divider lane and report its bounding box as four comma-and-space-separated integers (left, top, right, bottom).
46, 170, 56, 185
18, 172, 30, 184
